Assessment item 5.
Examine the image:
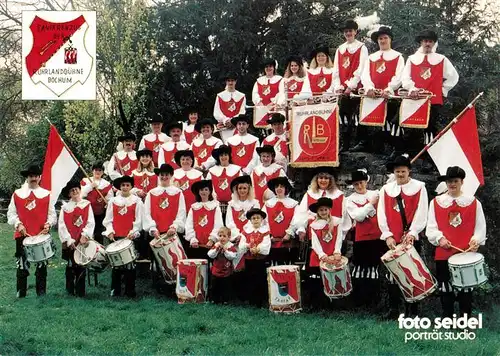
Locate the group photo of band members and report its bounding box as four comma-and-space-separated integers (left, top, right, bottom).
8, 21, 488, 320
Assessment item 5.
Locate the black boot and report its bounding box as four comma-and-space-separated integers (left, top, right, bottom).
125, 268, 137, 298
16, 269, 29, 298
458, 291, 472, 316
35, 265, 47, 296
75, 267, 86, 297
111, 269, 122, 297
405, 302, 420, 317
66, 266, 75, 295
382, 284, 401, 320
440, 292, 456, 318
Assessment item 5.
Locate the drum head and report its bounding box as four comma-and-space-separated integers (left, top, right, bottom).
180, 258, 208, 266
320, 256, 348, 271
23, 234, 50, 246
75, 242, 96, 265
449, 252, 483, 265
269, 265, 299, 273
106, 239, 132, 253
381, 244, 411, 262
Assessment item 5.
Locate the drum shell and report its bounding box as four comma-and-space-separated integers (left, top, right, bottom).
106, 239, 137, 267
319, 257, 352, 299
176, 259, 208, 303
22, 234, 55, 263
267, 265, 302, 313
448, 252, 488, 289
74, 240, 109, 272
150, 234, 187, 284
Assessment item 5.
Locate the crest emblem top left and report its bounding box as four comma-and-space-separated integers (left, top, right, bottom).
22, 11, 96, 100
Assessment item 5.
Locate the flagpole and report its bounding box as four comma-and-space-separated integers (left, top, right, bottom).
410, 92, 484, 164
44, 118, 108, 203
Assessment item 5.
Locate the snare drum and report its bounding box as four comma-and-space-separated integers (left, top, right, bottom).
448, 252, 488, 289
267, 265, 302, 313
106, 239, 137, 267
320, 257, 352, 299
381, 244, 437, 302
74, 240, 109, 272
176, 259, 208, 304
23, 234, 55, 263
150, 234, 187, 284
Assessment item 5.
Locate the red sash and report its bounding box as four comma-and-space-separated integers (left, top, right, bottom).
308, 69, 332, 94
229, 141, 257, 169
81, 180, 111, 216
338, 47, 362, 89
352, 201, 381, 242
257, 79, 282, 105
267, 201, 295, 247
150, 191, 181, 233
112, 202, 137, 237
369, 56, 399, 90
218, 96, 244, 118
410, 55, 444, 105
434, 200, 477, 260
211, 167, 239, 203
384, 190, 421, 243
192, 206, 216, 245
62, 205, 90, 243
192, 139, 217, 166
115, 155, 137, 176
13, 192, 50, 239
308, 223, 338, 267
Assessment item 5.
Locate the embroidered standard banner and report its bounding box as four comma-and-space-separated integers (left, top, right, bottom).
290, 103, 339, 167
253, 106, 286, 128
22, 11, 96, 100
399, 98, 431, 128
359, 97, 386, 127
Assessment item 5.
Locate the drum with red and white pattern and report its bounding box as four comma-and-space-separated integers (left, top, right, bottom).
150, 234, 187, 284
176, 259, 208, 304
381, 244, 437, 302
320, 257, 352, 299
267, 265, 302, 313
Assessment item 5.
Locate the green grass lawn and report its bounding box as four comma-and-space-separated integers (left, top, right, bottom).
0, 223, 499, 355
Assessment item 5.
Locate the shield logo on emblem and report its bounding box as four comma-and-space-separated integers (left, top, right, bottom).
278, 282, 289, 296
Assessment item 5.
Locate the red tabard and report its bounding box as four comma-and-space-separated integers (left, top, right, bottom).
352, 201, 382, 242
211, 168, 238, 203
338, 47, 362, 89
229, 141, 257, 169
257, 79, 282, 105
230, 207, 248, 232
253, 169, 281, 206
369, 56, 399, 90
175, 175, 202, 211
192, 207, 216, 246
184, 127, 197, 145
434, 200, 477, 260
308, 223, 339, 267
286, 79, 304, 99
150, 191, 181, 233
115, 155, 137, 176
383, 190, 421, 243
62, 205, 90, 244
308, 69, 332, 94
112, 203, 136, 237
143, 135, 163, 166
81, 180, 111, 216
161, 147, 180, 169
410, 55, 444, 105
218, 96, 244, 118
267, 202, 295, 247
133, 173, 157, 195
243, 231, 267, 260
307, 193, 344, 218
263, 136, 289, 157
192, 140, 216, 166
13, 192, 50, 239
210, 246, 237, 277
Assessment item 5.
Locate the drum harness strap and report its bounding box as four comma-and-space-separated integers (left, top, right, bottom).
396, 194, 409, 235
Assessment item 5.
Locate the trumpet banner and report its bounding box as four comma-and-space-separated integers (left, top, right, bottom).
359, 97, 387, 126
399, 98, 431, 128
290, 103, 339, 167
253, 106, 286, 128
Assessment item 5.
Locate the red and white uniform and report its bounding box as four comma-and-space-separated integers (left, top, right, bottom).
157, 141, 191, 169
103, 194, 144, 238
236, 224, 271, 267
307, 67, 334, 95
185, 200, 224, 246
377, 179, 428, 244
80, 178, 113, 217
252, 75, 284, 106
251, 163, 286, 206
58, 200, 95, 247
226, 134, 260, 175
402, 47, 459, 105
191, 136, 223, 170
346, 190, 382, 242
225, 198, 260, 241
280, 75, 313, 103
7, 185, 57, 239
213, 89, 246, 143
131, 170, 158, 197
139, 133, 171, 166
173, 168, 203, 212
206, 164, 242, 203
333, 40, 368, 92
262, 197, 298, 248
426, 194, 486, 261
207, 241, 238, 277
262, 132, 289, 162
361, 49, 404, 94
107, 151, 138, 180
308, 218, 344, 267
182, 122, 200, 145
143, 185, 187, 235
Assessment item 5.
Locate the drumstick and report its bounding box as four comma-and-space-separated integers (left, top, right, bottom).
449, 244, 466, 253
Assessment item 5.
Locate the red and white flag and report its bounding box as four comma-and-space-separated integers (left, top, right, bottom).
40, 125, 79, 202
427, 106, 484, 195
359, 97, 386, 126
